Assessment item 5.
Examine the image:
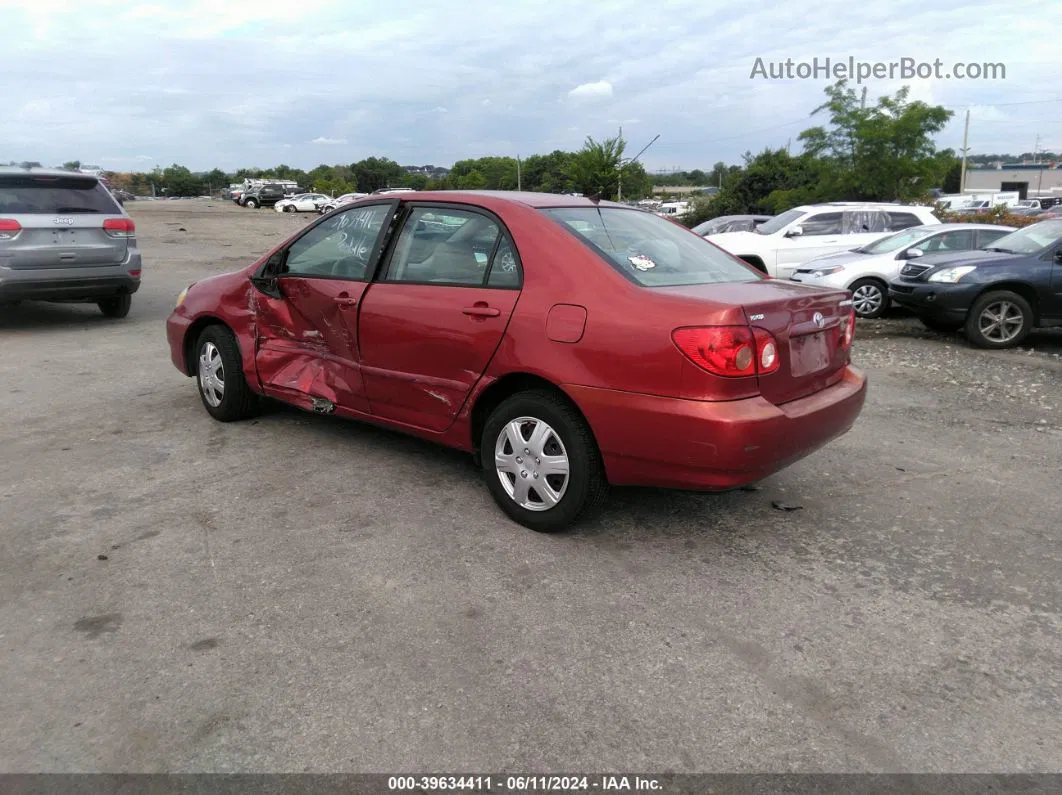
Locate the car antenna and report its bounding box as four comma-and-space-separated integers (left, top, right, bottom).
587, 191, 602, 204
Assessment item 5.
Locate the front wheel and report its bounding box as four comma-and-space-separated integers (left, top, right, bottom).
194, 325, 259, 421
245, 199, 258, 209
964, 290, 1033, 349
481, 390, 608, 532
284, 204, 296, 213
97, 294, 131, 318
849, 278, 888, 319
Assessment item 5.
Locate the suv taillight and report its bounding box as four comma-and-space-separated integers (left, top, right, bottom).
103, 217, 135, 237
672, 326, 781, 378
0, 218, 21, 239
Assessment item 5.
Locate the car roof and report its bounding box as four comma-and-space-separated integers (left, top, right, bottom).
0, 166, 100, 181
359, 190, 629, 211
931, 222, 1015, 231
792, 202, 932, 211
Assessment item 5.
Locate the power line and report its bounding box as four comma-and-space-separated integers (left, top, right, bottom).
942, 98, 1062, 109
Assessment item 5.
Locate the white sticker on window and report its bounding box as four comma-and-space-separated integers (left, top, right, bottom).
628, 254, 656, 271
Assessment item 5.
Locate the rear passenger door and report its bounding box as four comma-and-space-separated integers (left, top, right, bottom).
775, 211, 845, 277
358, 204, 522, 432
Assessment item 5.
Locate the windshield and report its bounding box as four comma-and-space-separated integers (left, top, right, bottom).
755, 208, 806, 235
858, 226, 934, 254
543, 207, 761, 287
985, 220, 1062, 254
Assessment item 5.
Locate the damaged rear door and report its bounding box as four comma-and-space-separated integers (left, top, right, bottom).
251, 202, 397, 414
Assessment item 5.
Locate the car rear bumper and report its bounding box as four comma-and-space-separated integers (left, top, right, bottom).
565, 366, 867, 490
888, 281, 978, 320
0, 272, 140, 301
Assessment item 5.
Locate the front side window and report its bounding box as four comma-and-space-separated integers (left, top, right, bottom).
543, 207, 761, 287
859, 226, 932, 254
756, 208, 806, 235
921, 229, 975, 253
284, 203, 391, 279
801, 212, 844, 236
385, 207, 501, 285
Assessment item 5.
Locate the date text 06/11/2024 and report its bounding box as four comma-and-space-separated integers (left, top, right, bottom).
386, 775, 663, 791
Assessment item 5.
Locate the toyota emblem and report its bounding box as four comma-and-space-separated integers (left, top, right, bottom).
813, 312, 825, 328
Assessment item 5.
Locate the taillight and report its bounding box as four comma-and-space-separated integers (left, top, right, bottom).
0, 218, 21, 240
103, 217, 135, 237
839, 307, 856, 348
672, 326, 780, 378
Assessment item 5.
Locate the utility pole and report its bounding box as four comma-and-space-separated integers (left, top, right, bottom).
959, 109, 971, 194
860, 86, 867, 109
516, 155, 521, 191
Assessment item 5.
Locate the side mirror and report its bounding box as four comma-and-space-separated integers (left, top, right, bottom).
1054, 249, 1062, 263
785, 226, 803, 238
251, 251, 286, 298
905, 248, 924, 259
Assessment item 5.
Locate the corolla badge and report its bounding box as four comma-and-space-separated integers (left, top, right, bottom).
813, 312, 825, 328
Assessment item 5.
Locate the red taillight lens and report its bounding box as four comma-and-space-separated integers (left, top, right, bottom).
103, 217, 135, 237
838, 307, 856, 348
672, 326, 780, 378
0, 218, 21, 239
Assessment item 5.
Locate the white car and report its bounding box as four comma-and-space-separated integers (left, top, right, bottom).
319, 192, 369, 214
789, 223, 1015, 318
707, 202, 940, 279
275, 193, 330, 213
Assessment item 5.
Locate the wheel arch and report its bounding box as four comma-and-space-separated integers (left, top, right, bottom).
182, 316, 232, 376
469, 372, 598, 461
974, 282, 1040, 322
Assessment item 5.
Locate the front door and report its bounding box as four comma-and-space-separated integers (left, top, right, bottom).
774, 211, 847, 278
358, 205, 522, 432
253, 202, 396, 414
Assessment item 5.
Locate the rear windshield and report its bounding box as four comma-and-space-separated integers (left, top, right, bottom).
543, 207, 761, 286
0, 175, 121, 214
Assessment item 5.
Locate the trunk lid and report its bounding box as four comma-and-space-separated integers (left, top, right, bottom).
0, 174, 129, 270
663, 281, 852, 405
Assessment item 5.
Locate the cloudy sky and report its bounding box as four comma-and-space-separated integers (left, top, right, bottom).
2, 0, 1058, 173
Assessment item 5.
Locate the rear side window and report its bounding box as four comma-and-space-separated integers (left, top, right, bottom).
542, 207, 761, 287
0, 175, 121, 214
887, 211, 923, 230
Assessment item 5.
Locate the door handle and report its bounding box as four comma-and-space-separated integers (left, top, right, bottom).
334, 293, 357, 308
462, 304, 500, 318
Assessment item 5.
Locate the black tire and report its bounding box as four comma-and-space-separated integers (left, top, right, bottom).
194, 325, 259, 422
284, 204, 296, 213
245, 198, 258, 209
849, 278, 888, 319
964, 290, 1033, 349
97, 294, 131, 318
481, 389, 608, 533
918, 316, 962, 333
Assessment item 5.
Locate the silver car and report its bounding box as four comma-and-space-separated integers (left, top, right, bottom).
789, 223, 1013, 319
0, 167, 141, 317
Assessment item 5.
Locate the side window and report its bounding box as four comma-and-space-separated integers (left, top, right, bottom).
977, 228, 1009, 248
486, 237, 522, 288
284, 204, 391, 279
922, 229, 975, 252
386, 207, 500, 285
887, 212, 922, 231
801, 212, 844, 236
843, 210, 889, 234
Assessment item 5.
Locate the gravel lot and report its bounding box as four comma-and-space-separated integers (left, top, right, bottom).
1, 200, 1061, 773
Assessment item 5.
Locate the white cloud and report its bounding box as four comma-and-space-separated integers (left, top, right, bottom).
311, 136, 347, 145
568, 80, 613, 99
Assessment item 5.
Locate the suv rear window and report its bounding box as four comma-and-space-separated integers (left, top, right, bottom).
543, 207, 762, 286
0, 175, 121, 214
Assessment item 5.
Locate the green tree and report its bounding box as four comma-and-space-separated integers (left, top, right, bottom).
203, 168, 229, 193
521, 150, 573, 193
159, 164, 203, 197
457, 169, 488, 189
567, 135, 626, 199
62, 160, 81, 171
351, 157, 405, 192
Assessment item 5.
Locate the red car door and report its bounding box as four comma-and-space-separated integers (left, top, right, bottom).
358, 205, 522, 432
253, 202, 397, 415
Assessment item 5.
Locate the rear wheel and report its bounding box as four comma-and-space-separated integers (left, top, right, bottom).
849, 278, 888, 319
965, 290, 1033, 349
194, 325, 258, 421
481, 390, 608, 533
97, 294, 131, 318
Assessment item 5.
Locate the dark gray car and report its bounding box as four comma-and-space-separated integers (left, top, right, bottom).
0, 167, 141, 317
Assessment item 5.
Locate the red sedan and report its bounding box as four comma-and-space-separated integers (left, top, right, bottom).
166, 192, 866, 532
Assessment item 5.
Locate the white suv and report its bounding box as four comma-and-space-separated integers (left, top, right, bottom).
706, 202, 940, 279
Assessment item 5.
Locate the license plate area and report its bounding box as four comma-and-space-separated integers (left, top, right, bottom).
789, 331, 831, 377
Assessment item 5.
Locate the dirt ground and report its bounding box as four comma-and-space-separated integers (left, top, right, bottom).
1, 199, 1061, 773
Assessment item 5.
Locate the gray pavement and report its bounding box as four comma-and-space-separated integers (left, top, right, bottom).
1, 201, 1060, 773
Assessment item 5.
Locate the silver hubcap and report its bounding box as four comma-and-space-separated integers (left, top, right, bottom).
978, 300, 1024, 343
198, 342, 225, 407
494, 417, 570, 512
852, 283, 883, 316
